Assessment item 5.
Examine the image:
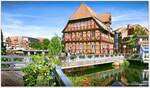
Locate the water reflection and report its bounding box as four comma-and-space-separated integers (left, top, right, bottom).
66, 64, 149, 86
83, 66, 148, 86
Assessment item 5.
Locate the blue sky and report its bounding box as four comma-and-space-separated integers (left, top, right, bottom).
2, 1, 148, 39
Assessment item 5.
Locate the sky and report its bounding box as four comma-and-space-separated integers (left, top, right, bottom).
2, 1, 149, 39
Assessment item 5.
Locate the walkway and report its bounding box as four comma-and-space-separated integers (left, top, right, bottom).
62, 54, 125, 69
1, 71, 24, 86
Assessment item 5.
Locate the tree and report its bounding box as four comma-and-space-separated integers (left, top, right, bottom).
48, 35, 62, 56
127, 25, 148, 49
134, 25, 148, 35
41, 39, 50, 50
30, 40, 42, 50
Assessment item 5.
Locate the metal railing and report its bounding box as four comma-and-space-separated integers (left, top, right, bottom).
52, 64, 73, 86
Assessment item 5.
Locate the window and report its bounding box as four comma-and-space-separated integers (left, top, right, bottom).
91, 44, 96, 49
91, 31, 95, 37
80, 32, 83, 37
80, 44, 83, 49
91, 20, 94, 25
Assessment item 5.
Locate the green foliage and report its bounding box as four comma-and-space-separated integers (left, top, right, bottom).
69, 76, 87, 86
30, 38, 50, 50
41, 39, 50, 49
127, 25, 148, 49
22, 55, 56, 86
1, 48, 6, 55
125, 68, 142, 83
30, 41, 42, 50
22, 35, 63, 86
120, 60, 130, 70
127, 35, 137, 48
1, 58, 10, 68
48, 35, 62, 56
134, 25, 148, 35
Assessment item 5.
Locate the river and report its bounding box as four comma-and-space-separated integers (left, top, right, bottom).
65, 62, 148, 86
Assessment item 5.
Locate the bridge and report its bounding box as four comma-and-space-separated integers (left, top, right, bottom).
1, 55, 31, 71
61, 54, 125, 69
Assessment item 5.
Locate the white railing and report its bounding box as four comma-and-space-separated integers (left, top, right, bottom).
1, 55, 31, 71
69, 54, 124, 62
62, 54, 125, 69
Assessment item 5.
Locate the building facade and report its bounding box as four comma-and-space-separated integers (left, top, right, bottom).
5, 36, 39, 50
138, 35, 149, 63
62, 4, 114, 55
115, 24, 149, 53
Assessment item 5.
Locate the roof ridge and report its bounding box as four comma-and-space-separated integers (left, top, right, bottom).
69, 4, 97, 20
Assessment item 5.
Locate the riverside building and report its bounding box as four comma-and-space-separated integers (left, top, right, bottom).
62, 4, 114, 55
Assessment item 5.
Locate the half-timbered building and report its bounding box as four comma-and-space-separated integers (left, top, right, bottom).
62, 4, 114, 55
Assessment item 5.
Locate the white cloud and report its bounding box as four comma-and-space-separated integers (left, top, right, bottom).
2, 24, 62, 39
112, 10, 148, 22
2, 13, 62, 39
111, 10, 148, 30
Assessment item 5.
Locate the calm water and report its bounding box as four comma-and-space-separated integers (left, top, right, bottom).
65, 62, 149, 86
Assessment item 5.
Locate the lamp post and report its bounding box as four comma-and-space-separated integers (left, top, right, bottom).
123, 45, 126, 56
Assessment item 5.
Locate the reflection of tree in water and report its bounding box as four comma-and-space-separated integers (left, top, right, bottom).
122, 68, 142, 85
85, 67, 145, 86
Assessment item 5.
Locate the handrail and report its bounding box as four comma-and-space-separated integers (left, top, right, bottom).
2, 55, 30, 59
52, 64, 73, 86
1, 55, 31, 71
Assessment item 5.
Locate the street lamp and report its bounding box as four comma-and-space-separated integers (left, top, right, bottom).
123, 45, 126, 55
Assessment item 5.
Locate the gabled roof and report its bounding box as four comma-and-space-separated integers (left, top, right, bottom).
97, 13, 111, 23
63, 4, 113, 35
69, 4, 97, 20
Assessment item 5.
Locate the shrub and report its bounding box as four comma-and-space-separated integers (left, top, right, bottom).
22, 54, 62, 86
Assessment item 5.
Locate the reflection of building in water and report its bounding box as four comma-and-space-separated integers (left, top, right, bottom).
84, 68, 122, 86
